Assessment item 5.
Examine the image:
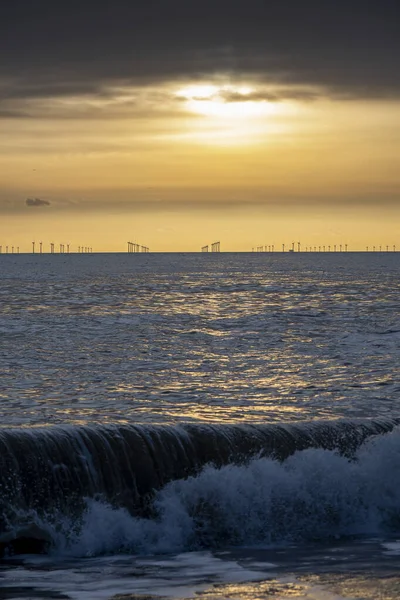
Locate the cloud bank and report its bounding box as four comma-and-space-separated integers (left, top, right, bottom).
1, 0, 399, 104
26, 198, 51, 207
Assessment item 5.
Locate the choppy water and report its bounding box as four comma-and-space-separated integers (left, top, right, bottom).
0, 252, 400, 599
0, 252, 399, 426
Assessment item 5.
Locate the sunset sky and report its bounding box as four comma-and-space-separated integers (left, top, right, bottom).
1, 0, 399, 252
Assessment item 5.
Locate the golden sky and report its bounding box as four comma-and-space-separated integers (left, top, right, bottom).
1, 78, 399, 252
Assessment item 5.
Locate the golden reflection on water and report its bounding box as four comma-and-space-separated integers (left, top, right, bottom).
191, 579, 317, 599
181, 574, 398, 599
300, 573, 400, 600
1, 254, 399, 427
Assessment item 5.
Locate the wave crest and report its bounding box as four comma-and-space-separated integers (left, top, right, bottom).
28, 426, 400, 557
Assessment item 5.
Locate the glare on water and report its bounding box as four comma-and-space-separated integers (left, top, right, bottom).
0, 252, 399, 427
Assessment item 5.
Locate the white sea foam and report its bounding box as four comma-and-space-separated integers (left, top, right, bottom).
31, 427, 400, 558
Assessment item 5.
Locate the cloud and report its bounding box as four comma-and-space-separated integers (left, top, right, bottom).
218, 88, 322, 103
17, 192, 400, 215
26, 198, 51, 207
0, 0, 399, 102
0, 84, 188, 120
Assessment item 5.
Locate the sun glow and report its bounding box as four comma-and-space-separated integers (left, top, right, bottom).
178, 84, 219, 100
173, 82, 295, 145
176, 84, 277, 119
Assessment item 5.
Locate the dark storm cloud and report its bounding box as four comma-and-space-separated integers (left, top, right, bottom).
26, 198, 51, 207
1, 0, 399, 102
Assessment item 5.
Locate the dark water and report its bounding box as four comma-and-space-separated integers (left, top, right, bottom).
0, 252, 399, 426
0, 253, 399, 598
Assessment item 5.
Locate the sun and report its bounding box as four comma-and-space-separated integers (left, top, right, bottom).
172, 81, 295, 145
176, 84, 277, 120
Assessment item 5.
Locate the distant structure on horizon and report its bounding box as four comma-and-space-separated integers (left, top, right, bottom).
127, 242, 149, 253
2, 241, 93, 254
252, 242, 359, 252
201, 242, 220, 252
0, 239, 398, 255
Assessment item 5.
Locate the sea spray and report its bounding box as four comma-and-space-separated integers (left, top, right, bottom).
12, 424, 400, 558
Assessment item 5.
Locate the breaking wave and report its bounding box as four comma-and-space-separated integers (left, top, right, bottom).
1, 419, 400, 556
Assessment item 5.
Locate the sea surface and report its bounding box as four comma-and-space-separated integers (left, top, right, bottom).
0, 252, 400, 599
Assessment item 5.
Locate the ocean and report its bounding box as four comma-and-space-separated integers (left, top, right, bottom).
0, 252, 400, 599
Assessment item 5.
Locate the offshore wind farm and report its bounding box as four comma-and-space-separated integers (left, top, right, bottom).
0, 241, 398, 254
